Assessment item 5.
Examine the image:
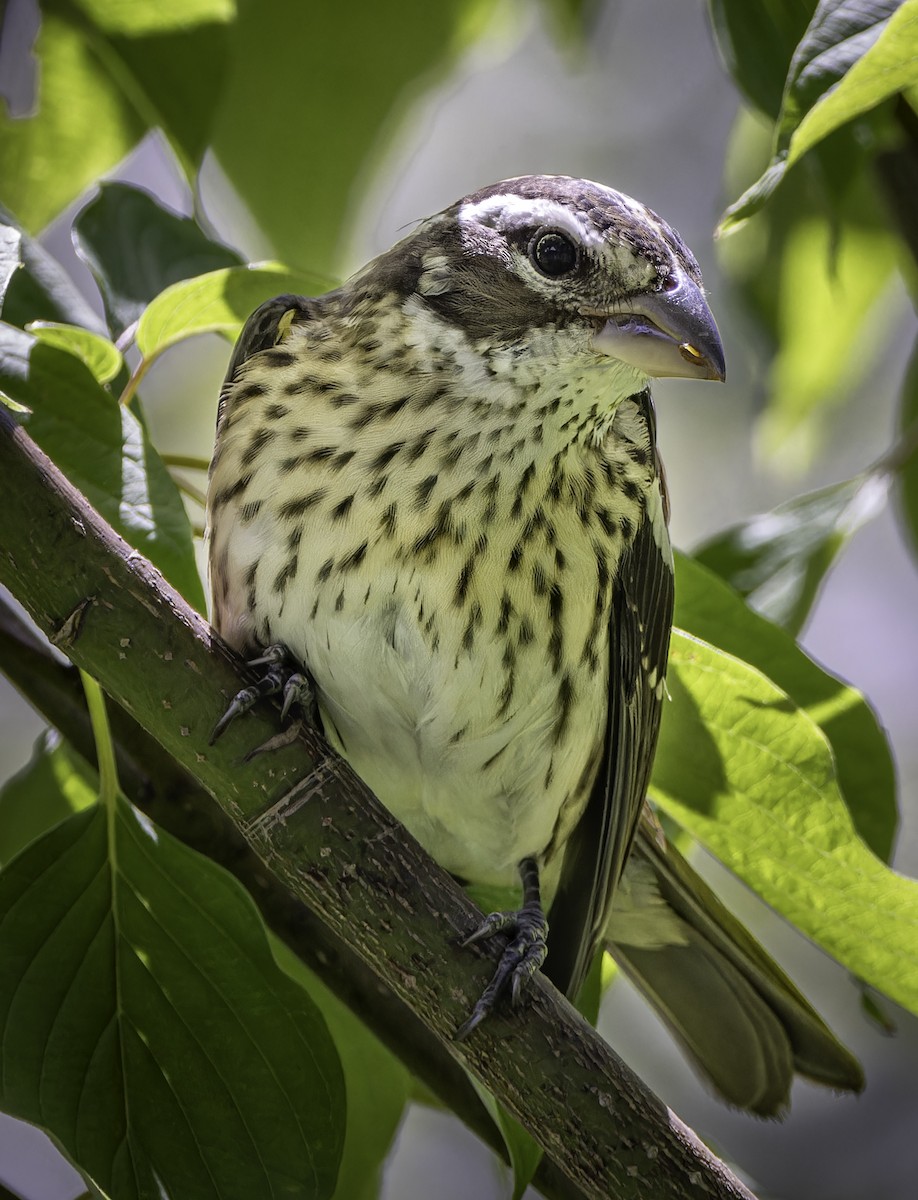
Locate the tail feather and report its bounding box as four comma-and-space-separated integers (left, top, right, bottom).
605, 817, 865, 1116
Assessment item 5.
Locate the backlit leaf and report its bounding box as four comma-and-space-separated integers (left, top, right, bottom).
674, 552, 897, 861
653, 632, 918, 1016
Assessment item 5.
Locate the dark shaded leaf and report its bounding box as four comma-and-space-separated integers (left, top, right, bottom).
0, 204, 106, 333
0, 798, 345, 1199
102, 17, 232, 177
674, 552, 897, 861
707, 0, 815, 117
0, 324, 205, 609
73, 182, 243, 337
694, 470, 890, 635
722, 0, 917, 229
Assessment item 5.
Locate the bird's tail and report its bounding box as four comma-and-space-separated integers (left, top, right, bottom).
606, 816, 865, 1117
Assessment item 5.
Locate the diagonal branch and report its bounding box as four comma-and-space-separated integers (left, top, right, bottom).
0, 405, 757, 1200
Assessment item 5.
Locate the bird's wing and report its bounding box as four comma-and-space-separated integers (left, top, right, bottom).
545, 389, 675, 1002
215, 294, 313, 433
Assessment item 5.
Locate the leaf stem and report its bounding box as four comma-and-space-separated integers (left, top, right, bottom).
118, 355, 151, 408
162, 453, 211, 472
169, 470, 207, 508
79, 670, 118, 807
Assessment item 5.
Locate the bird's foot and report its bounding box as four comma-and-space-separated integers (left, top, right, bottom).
210, 643, 316, 744
455, 858, 548, 1039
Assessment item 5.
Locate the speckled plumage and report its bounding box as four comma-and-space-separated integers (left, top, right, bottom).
208, 174, 717, 1003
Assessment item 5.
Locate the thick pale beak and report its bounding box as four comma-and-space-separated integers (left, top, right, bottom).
591, 272, 726, 382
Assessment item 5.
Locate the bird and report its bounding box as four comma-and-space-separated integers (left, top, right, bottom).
206, 174, 863, 1114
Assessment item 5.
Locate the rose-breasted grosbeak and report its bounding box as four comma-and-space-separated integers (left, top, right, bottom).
207, 175, 862, 1113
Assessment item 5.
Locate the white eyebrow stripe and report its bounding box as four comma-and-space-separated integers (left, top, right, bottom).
458, 194, 609, 249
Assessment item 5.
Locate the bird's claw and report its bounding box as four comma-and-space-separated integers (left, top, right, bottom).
455, 903, 548, 1040
210, 643, 316, 744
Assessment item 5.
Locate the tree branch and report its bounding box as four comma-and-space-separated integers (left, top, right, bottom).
0, 406, 757, 1200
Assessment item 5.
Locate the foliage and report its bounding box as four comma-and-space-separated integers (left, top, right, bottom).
1, 0, 917, 1197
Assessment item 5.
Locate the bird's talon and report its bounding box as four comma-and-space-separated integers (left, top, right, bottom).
455, 881, 548, 1038
281, 672, 314, 722
210, 644, 315, 744
460, 909, 517, 947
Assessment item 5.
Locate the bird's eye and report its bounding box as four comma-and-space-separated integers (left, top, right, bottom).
531, 231, 579, 278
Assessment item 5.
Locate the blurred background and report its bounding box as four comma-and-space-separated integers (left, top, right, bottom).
1, 0, 917, 1196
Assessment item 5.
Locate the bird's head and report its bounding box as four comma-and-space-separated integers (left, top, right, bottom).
360, 174, 724, 387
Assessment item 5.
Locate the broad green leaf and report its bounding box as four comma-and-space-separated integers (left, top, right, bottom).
40, 0, 233, 180
674, 552, 897, 862
0, 226, 20, 307
136, 263, 327, 361
209, 0, 498, 273
0, 798, 345, 1199
27, 321, 123, 385
69, 0, 235, 35
0, 11, 145, 232
0, 732, 96, 867
759, 215, 898, 465
694, 470, 890, 635
722, 0, 917, 230
272, 940, 409, 1200
707, 0, 816, 118
0, 204, 107, 333
97, 18, 232, 179
0, 324, 205, 609
895, 333, 918, 561
653, 632, 918, 1016
73, 182, 244, 337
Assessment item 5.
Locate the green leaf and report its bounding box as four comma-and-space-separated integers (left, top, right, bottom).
895, 333, 918, 561
0, 204, 107, 333
722, 0, 918, 230
694, 470, 890, 635
758, 214, 898, 465
470, 1080, 542, 1200
135, 263, 327, 362
41, 0, 235, 181
272, 940, 409, 1200
73, 183, 244, 337
674, 552, 897, 862
0, 225, 21, 307
0, 324, 205, 609
0, 798, 345, 1199
68, 0, 236, 35
27, 321, 123, 385
0, 732, 97, 866
97, 17, 232, 179
209, 0, 497, 273
707, 0, 816, 118
653, 632, 918, 1017
0, 11, 145, 232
